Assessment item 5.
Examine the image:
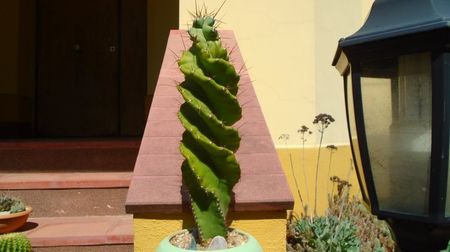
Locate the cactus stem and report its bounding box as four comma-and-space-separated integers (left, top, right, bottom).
178, 9, 239, 240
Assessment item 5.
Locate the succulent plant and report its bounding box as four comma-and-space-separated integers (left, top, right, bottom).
177, 10, 241, 241
0, 195, 25, 214
0, 233, 32, 252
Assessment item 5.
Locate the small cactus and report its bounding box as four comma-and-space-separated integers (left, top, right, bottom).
0, 196, 25, 214
0, 233, 32, 252
177, 8, 241, 241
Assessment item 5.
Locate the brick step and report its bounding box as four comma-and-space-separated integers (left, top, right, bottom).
18, 215, 133, 248
0, 138, 140, 172
0, 188, 129, 217
0, 172, 132, 190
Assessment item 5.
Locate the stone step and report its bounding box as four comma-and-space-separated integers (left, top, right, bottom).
0, 172, 132, 190
19, 215, 133, 248
0, 138, 140, 172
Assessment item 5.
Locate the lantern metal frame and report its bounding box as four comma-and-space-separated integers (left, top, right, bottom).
333, 0, 450, 249
334, 30, 450, 225
333, 0, 450, 226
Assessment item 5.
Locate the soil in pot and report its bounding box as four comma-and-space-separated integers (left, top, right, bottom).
170, 229, 247, 250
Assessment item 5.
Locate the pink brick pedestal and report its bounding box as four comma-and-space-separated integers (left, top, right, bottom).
125, 30, 293, 252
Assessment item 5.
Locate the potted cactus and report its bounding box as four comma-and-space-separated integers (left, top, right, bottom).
0, 195, 32, 234
156, 7, 262, 252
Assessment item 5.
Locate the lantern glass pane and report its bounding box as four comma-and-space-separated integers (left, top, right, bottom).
346, 72, 369, 202
360, 52, 431, 216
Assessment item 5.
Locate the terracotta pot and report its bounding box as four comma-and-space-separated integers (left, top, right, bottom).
0, 206, 32, 234
156, 229, 263, 252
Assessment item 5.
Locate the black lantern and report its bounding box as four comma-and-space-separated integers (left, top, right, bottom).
333, 0, 450, 250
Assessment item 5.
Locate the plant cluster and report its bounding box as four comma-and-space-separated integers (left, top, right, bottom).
282, 114, 396, 251
287, 177, 395, 252
0, 195, 25, 214
288, 214, 360, 252
0, 232, 31, 252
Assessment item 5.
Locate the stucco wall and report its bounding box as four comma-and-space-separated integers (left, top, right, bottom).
179, 0, 373, 147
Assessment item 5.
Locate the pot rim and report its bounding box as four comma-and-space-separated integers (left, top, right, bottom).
0, 206, 32, 220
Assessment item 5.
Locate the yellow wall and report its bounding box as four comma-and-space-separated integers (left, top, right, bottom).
180, 0, 373, 146
277, 145, 360, 215
134, 211, 287, 252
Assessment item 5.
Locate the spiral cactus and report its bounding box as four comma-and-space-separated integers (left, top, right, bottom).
177, 14, 241, 240
0, 233, 32, 252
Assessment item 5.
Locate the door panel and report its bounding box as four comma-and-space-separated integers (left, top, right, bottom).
37, 0, 119, 136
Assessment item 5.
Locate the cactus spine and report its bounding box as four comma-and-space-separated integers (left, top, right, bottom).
0, 233, 32, 252
177, 12, 241, 240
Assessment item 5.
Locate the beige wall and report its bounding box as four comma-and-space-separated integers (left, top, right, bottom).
179, 0, 374, 147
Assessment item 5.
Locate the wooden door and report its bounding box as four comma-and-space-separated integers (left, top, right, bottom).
37, 0, 119, 137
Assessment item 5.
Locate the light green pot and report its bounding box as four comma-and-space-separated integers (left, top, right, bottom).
156, 229, 263, 252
